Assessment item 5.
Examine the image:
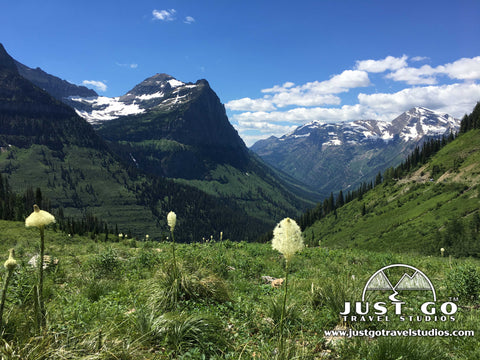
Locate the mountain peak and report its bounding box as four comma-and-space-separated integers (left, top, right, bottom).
0, 43, 19, 74
124, 73, 187, 98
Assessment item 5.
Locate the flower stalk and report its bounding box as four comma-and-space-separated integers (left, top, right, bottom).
271, 217, 304, 359
25, 205, 55, 329
167, 211, 179, 306
0, 249, 17, 332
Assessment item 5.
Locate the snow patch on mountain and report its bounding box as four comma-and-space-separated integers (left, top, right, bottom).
68, 75, 198, 124
273, 107, 459, 148
168, 79, 184, 88
70, 96, 145, 124
136, 92, 165, 101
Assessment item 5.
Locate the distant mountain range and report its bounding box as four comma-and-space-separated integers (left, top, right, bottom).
251, 107, 460, 197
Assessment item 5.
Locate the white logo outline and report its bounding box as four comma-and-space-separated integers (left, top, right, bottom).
361, 264, 437, 302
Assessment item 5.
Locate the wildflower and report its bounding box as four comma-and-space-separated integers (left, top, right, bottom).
4, 249, 17, 271
1, 249, 17, 330
441, 248, 445, 257
167, 211, 176, 232
272, 217, 304, 262
25, 205, 54, 329
25, 205, 55, 228
146, 234, 149, 240
167, 211, 179, 296
271, 217, 304, 358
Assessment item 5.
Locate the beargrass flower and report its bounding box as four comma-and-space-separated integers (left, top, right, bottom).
0, 249, 17, 329
25, 205, 54, 330
25, 205, 55, 228
272, 217, 304, 262
166, 211, 179, 306
271, 217, 304, 358
4, 249, 17, 271
167, 211, 176, 232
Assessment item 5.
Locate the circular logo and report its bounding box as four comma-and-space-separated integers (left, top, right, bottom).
361, 264, 436, 302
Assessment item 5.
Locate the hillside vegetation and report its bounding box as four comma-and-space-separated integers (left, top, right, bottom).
306, 128, 480, 257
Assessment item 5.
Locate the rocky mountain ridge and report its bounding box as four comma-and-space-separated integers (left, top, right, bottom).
257, 107, 458, 149
251, 107, 460, 196
14, 60, 97, 100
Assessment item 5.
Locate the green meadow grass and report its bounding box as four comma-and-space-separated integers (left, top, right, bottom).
0, 219, 478, 359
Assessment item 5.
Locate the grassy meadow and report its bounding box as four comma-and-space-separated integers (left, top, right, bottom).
0, 219, 478, 359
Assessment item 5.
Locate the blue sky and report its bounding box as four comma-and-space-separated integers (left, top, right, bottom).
1, 0, 480, 145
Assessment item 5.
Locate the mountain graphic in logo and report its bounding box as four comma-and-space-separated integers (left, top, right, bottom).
362, 264, 436, 302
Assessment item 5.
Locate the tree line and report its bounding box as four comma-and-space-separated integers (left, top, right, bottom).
0, 173, 119, 240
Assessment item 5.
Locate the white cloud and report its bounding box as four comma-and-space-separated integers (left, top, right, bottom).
82, 80, 107, 92
356, 55, 408, 73
226, 97, 276, 112
386, 64, 439, 85
411, 56, 429, 62
237, 120, 296, 133
443, 56, 480, 80
152, 9, 176, 21
116, 62, 138, 69
298, 70, 371, 95
226, 70, 369, 111
270, 92, 341, 108
184, 16, 195, 24
358, 83, 480, 118
262, 82, 295, 93
385, 56, 480, 85
232, 104, 374, 124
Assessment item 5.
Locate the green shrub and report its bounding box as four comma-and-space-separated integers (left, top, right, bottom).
311, 275, 358, 327
90, 248, 121, 278
446, 263, 480, 303
151, 312, 227, 357
148, 263, 230, 312
267, 297, 300, 333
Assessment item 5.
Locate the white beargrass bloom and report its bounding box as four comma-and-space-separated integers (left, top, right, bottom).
167, 211, 176, 232
25, 205, 55, 228
4, 249, 17, 271
272, 217, 304, 261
